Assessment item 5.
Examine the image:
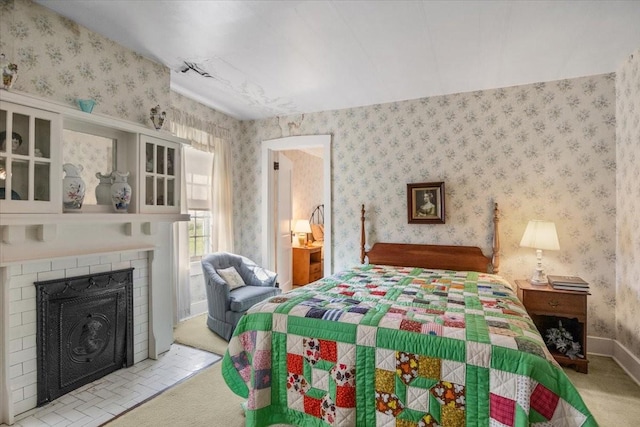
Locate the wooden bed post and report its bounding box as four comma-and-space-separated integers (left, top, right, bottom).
492, 203, 500, 274
360, 204, 366, 264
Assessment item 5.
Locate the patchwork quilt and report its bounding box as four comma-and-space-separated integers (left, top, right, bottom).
222, 265, 597, 427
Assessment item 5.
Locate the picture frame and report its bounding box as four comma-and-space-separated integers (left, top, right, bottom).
407, 181, 445, 224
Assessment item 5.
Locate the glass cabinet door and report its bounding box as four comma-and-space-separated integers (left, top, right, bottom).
140, 135, 180, 213
0, 101, 60, 213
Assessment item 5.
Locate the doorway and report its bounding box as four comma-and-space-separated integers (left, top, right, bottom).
261, 135, 332, 286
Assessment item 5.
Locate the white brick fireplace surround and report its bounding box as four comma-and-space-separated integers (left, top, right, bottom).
0, 218, 186, 425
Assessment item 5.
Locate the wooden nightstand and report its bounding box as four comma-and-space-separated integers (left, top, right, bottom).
515, 279, 589, 373
292, 246, 323, 287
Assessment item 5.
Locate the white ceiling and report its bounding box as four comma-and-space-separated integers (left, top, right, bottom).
35, 0, 640, 121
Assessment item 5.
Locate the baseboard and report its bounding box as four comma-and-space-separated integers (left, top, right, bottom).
587, 335, 613, 356
613, 340, 640, 386
587, 335, 640, 386
190, 300, 208, 317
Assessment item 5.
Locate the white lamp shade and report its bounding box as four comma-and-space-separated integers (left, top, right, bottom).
520, 220, 560, 251
293, 219, 312, 234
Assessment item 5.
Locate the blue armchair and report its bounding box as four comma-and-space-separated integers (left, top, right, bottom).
201, 252, 281, 340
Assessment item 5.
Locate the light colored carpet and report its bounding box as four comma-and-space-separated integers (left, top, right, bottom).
106, 314, 640, 427
104, 362, 246, 427
105, 313, 292, 427
172, 313, 229, 356
563, 355, 640, 426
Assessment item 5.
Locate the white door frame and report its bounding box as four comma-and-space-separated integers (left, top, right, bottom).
261, 135, 332, 277
275, 152, 293, 291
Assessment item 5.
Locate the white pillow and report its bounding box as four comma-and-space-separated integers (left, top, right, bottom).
217, 267, 245, 290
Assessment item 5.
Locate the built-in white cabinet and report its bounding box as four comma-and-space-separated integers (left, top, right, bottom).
0, 101, 61, 213
140, 135, 181, 213
0, 91, 188, 220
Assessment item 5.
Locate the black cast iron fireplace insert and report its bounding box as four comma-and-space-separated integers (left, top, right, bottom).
35, 268, 134, 406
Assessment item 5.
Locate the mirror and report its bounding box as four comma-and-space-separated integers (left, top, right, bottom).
62, 129, 116, 205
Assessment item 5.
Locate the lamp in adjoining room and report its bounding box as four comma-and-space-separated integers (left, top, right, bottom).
293, 219, 312, 247
520, 220, 560, 285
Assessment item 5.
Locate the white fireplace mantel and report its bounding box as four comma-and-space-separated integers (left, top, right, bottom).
0, 213, 189, 266
0, 215, 186, 425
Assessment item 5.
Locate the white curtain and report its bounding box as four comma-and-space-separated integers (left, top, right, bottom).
211, 137, 233, 252
169, 112, 234, 320
174, 151, 190, 321
169, 111, 234, 252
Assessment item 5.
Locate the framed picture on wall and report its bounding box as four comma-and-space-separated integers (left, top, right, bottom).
407, 182, 445, 224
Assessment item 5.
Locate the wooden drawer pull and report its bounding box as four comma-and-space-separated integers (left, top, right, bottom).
548, 300, 560, 308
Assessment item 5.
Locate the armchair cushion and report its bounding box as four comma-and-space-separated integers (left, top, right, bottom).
229, 285, 278, 312
217, 266, 245, 290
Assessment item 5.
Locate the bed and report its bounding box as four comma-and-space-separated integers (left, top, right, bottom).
308, 204, 325, 255
222, 204, 596, 426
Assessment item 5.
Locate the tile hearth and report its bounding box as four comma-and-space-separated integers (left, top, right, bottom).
2, 344, 219, 427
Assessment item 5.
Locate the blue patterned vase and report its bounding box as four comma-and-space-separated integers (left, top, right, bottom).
110, 171, 131, 213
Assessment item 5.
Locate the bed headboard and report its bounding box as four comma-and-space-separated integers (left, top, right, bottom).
360, 203, 501, 274
309, 204, 324, 224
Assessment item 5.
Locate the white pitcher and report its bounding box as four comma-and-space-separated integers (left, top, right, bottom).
95, 172, 113, 205
62, 163, 85, 212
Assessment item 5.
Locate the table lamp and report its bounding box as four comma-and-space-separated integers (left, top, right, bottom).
519, 220, 560, 285
293, 219, 312, 247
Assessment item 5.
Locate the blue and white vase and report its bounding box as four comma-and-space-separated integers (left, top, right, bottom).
62, 163, 85, 212
110, 171, 131, 213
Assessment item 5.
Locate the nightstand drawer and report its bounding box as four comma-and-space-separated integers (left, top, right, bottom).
310, 263, 322, 274
524, 291, 586, 317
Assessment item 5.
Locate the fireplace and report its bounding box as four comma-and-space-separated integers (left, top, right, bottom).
35, 268, 134, 406
1, 219, 181, 425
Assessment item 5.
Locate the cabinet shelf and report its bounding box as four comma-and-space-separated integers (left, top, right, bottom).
515, 279, 589, 374
1, 90, 186, 145
548, 351, 588, 370
0, 213, 189, 226
1, 90, 188, 216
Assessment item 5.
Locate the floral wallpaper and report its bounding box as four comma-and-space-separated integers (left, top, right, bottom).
62, 129, 114, 205
2, 0, 636, 359
169, 91, 241, 137
237, 74, 619, 343
0, 0, 169, 126
616, 48, 640, 358
282, 149, 324, 221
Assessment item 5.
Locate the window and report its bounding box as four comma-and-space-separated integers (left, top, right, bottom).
185, 148, 214, 261
188, 209, 211, 261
